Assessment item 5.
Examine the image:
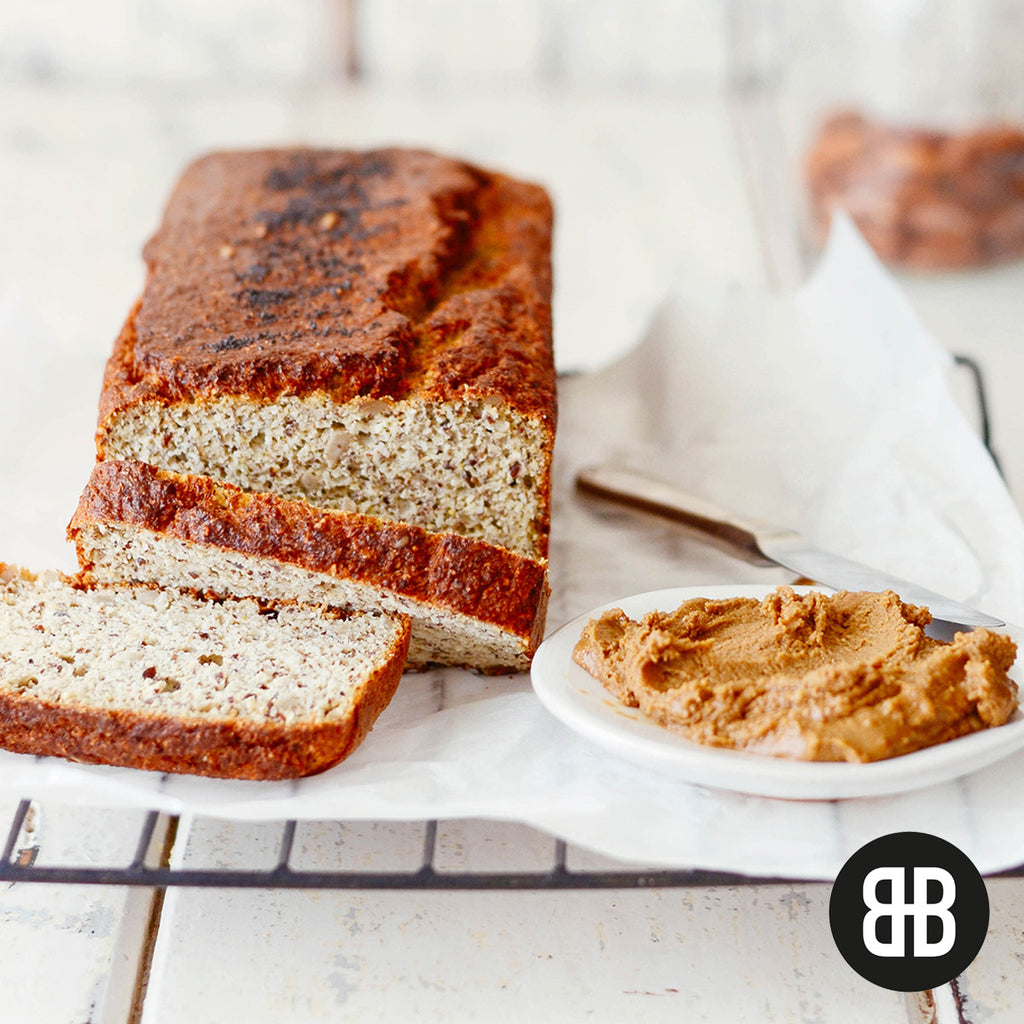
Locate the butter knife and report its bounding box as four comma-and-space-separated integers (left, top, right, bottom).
576, 463, 1004, 630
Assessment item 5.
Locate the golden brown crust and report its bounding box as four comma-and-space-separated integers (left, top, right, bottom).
96, 147, 555, 428
0, 623, 408, 779
69, 459, 549, 650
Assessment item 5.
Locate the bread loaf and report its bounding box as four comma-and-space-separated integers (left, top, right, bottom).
0, 563, 410, 779
805, 111, 1024, 269
95, 147, 556, 560
70, 460, 548, 674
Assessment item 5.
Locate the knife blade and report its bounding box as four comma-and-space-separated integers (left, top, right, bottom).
576, 463, 1005, 630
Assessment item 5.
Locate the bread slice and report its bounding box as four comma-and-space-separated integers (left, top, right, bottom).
69, 460, 549, 674
94, 148, 556, 560
0, 563, 410, 779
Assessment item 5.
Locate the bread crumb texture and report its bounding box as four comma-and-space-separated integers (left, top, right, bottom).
0, 564, 405, 726
102, 394, 549, 556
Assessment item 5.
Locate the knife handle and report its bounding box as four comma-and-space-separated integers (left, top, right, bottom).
575, 463, 777, 567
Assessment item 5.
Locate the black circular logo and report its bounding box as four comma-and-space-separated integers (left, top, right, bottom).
829, 832, 989, 991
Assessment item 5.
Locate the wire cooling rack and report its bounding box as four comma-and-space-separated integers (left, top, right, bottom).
0, 356, 1013, 891
3, 799, 1022, 890
0, 800, 788, 889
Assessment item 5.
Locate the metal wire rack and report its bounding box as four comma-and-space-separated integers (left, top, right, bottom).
3, 799, 1023, 891
0, 800, 791, 889
0, 356, 1012, 892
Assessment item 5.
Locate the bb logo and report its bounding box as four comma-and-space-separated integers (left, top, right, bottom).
830, 832, 988, 991
862, 866, 956, 958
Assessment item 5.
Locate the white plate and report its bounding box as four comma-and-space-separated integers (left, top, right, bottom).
531, 585, 1024, 800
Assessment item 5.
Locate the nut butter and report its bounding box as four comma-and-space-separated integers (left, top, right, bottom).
573, 587, 1018, 763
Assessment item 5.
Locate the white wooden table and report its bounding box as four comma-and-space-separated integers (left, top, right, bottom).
2, 82, 1024, 1023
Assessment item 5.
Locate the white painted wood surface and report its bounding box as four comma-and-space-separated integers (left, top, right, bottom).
143, 820, 905, 1023
2, 82, 1024, 1022
0, 798, 160, 1024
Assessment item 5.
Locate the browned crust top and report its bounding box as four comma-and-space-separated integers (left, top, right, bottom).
70, 460, 549, 642
98, 147, 556, 426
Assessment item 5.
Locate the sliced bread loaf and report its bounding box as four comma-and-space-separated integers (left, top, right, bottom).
69, 460, 548, 674
0, 563, 410, 779
94, 148, 556, 560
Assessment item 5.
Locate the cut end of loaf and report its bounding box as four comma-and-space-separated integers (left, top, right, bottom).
98, 393, 552, 559
0, 563, 410, 779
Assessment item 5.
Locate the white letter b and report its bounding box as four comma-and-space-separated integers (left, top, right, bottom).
912, 867, 956, 958
863, 866, 906, 957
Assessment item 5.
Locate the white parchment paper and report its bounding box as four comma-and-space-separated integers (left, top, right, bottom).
3, 218, 1024, 880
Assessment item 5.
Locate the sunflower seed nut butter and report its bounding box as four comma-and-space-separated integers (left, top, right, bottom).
573, 588, 1017, 763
